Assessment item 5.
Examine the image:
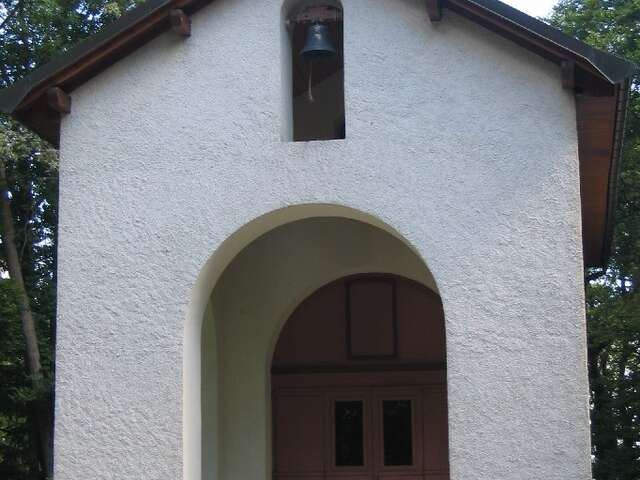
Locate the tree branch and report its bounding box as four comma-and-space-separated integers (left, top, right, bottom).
0, 1, 23, 31
19, 200, 33, 264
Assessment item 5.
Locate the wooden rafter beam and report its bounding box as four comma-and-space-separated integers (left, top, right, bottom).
426, 0, 443, 22
46, 87, 71, 114
18, 4, 173, 114
170, 9, 191, 37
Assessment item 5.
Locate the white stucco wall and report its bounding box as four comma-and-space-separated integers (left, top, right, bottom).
55, 0, 589, 479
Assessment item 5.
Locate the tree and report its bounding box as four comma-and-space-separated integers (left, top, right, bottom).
0, 2, 143, 478
0, 122, 57, 479
551, 2, 640, 479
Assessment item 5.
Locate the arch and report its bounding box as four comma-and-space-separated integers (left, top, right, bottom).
184, 204, 442, 480
271, 273, 444, 370
271, 273, 449, 480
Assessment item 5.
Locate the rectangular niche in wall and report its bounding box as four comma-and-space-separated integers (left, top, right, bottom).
347, 278, 397, 358
285, 3, 345, 141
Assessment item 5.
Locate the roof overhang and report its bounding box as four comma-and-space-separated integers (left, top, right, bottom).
0, 0, 635, 267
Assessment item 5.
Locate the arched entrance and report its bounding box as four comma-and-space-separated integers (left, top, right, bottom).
272, 274, 449, 480
192, 208, 449, 480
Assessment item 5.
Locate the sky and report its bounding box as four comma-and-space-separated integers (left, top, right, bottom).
502, 0, 558, 18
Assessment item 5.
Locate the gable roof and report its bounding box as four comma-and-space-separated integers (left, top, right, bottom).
452, 0, 635, 83
0, 0, 636, 268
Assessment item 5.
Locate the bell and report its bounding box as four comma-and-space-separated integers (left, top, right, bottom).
300, 22, 336, 61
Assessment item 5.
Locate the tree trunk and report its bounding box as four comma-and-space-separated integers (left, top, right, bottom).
0, 156, 53, 477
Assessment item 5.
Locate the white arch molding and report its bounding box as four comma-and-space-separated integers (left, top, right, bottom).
182, 204, 443, 480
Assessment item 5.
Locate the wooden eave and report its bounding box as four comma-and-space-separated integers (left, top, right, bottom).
0, 0, 635, 267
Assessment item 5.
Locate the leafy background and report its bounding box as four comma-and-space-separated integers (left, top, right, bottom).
0, 0, 637, 478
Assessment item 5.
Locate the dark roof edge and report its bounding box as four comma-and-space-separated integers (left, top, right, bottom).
601, 79, 632, 267
0, 0, 636, 119
0, 0, 173, 114
461, 0, 637, 83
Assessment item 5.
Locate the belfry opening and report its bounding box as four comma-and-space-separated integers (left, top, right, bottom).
282, 1, 345, 141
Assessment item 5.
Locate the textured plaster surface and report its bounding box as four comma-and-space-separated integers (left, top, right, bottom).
56, 0, 589, 479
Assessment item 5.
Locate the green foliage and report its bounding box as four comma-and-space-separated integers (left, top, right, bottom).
0, 118, 57, 479
0, 1, 144, 477
0, 280, 42, 479
552, 0, 640, 64
551, 1, 640, 478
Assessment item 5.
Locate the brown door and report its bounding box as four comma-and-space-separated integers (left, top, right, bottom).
273, 382, 448, 480
272, 275, 449, 480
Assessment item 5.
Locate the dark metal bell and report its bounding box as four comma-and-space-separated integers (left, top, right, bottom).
300, 23, 336, 61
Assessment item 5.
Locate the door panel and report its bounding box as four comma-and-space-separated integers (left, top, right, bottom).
373, 388, 423, 477
347, 279, 396, 358
274, 392, 325, 475
422, 388, 449, 474
326, 390, 373, 478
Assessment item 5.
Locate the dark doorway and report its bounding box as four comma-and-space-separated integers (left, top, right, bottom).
271, 274, 450, 480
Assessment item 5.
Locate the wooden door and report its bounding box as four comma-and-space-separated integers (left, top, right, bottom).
273, 381, 449, 480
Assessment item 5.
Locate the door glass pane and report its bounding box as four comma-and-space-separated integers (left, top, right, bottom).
383, 400, 413, 466
335, 401, 364, 466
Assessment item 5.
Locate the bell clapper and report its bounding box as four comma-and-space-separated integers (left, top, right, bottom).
308, 61, 315, 103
